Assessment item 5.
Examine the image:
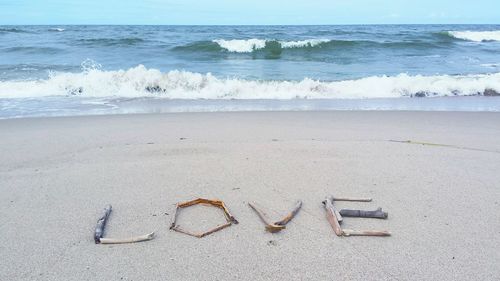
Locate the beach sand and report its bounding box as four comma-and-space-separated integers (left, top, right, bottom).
0, 111, 499, 280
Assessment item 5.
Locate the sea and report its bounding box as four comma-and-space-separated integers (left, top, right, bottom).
1, 25, 500, 118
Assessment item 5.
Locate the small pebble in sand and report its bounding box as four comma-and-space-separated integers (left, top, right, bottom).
267, 240, 277, 246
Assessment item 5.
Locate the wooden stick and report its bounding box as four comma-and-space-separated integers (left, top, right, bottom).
176, 198, 239, 224
172, 223, 232, 238
339, 207, 388, 219
389, 140, 453, 148
170, 198, 238, 238
169, 226, 200, 238
94, 205, 155, 245
248, 202, 286, 233
333, 197, 372, 202
99, 232, 155, 244
217, 201, 239, 224
388, 139, 497, 153
334, 208, 343, 222
342, 229, 391, 237
274, 200, 303, 226
322, 196, 343, 236
169, 203, 180, 230
198, 223, 232, 238
94, 205, 112, 244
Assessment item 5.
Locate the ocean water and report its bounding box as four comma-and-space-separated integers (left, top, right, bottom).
1, 25, 500, 118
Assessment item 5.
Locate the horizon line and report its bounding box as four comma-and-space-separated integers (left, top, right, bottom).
1, 23, 499, 26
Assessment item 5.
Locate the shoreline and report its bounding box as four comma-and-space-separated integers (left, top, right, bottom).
1, 111, 499, 280
2, 96, 500, 119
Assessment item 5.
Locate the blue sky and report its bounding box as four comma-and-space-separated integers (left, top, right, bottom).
0, 0, 499, 25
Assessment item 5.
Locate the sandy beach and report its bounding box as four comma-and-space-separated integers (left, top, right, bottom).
1, 111, 499, 281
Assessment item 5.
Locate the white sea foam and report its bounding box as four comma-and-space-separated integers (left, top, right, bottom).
448, 31, 500, 42
278, 39, 331, 48
0, 65, 499, 99
212, 39, 331, 53
212, 39, 267, 53
481, 63, 499, 68
49, 28, 65, 32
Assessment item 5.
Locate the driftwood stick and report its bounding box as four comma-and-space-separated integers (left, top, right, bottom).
170, 198, 238, 238
248, 202, 286, 233
94, 205, 112, 244
339, 207, 388, 219
99, 232, 155, 244
94, 205, 155, 244
172, 223, 232, 238
169, 203, 181, 229
199, 223, 232, 238
274, 200, 303, 226
334, 209, 343, 222
342, 229, 391, 237
218, 201, 239, 224
169, 226, 200, 238
176, 198, 239, 224
322, 196, 343, 236
333, 197, 372, 202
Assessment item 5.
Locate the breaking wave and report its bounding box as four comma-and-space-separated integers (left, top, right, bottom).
1, 65, 499, 99
174, 39, 342, 53
212, 39, 331, 53
48, 28, 65, 32
174, 38, 450, 54
447, 31, 500, 42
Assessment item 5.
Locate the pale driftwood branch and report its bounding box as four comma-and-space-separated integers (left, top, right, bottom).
94, 205, 155, 245
324, 196, 391, 237
217, 201, 239, 225
171, 223, 232, 238
248, 202, 286, 233
339, 207, 388, 219
334, 208, 343, 222
342, 229, 391, 237
175, 198, 238, 224
199, 223, 232, 238
332, 197, 372, 202
169, 226, 199, 238
249, 200, 302, 233
99, 232, 155, 244
322, 196, 342, 236
170, 198, 238, 238
169, 203, 180, 229
274, 200, 303, 226
94, 204, 112, 244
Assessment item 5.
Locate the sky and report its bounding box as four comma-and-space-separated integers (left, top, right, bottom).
0, 0, 499, 25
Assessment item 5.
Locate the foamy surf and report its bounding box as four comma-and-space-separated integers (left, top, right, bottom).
0, 65, 499, 99
447, 31, 500, 42
212, 39, 331, 53
48, 28, 65, 32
